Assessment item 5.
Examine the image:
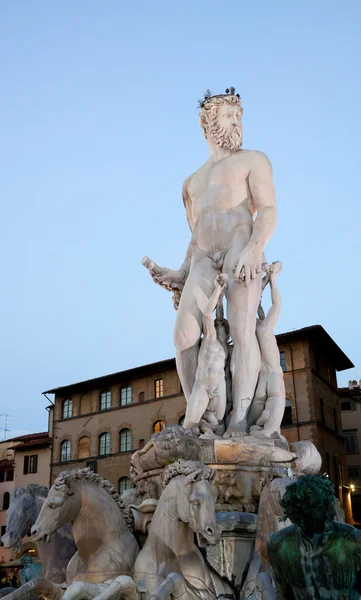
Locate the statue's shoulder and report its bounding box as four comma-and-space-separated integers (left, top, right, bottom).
268, 524, 298, 553
237, 149, 273, 171
331, 521, 361, 541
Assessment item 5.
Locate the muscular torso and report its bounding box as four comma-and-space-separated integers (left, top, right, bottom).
186, 150, 257, 253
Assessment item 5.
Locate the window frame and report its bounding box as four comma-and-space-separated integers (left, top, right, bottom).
119, 476, 132, 494
119, 428, 132, 453
60, 441, 71, 463
344, 430, 360, 454
280, 351, 286, 373
23, 455, 38, 474
99, 432, 111, 456
154, 378, 164, 398
63, 398, 73, 419
120, 385, 132, 407
153, 420, 165, 433
281, 399, 293, 426
100, 390, 112, 411
2, 492, 10, 510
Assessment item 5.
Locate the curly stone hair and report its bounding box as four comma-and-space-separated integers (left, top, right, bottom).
199, 94, 243, 140
280, 474, 336, 526
162, 459, 215, 489
53, 467, 133, 529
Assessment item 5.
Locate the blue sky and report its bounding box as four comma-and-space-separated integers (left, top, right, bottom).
1, 1, 360, 438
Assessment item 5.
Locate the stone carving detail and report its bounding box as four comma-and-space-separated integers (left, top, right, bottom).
143, 88, 278, 436
27, 466, 139, 600
183, 274, 228, 433
248, 262, 285, 437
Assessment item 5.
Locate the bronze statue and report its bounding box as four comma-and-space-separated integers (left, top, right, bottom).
268, 475, 361, 599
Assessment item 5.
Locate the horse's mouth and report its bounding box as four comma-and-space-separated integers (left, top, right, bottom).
197, 532, 221, 547
32, 531, 53, 544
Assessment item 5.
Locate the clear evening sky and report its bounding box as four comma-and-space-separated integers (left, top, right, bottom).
1, 1, 360, 438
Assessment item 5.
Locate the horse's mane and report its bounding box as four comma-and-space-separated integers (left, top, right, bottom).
11, 485, 48, 501
53, 467, 133, 529
162, 459, 215, 489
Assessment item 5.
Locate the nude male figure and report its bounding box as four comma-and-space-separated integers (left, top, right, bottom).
248, 262, 285, 437
183, 274, 228, 432
144, 89, 277, 434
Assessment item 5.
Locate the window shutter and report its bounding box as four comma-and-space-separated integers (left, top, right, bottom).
32, 455, 38, 473
23, 456, 29, 474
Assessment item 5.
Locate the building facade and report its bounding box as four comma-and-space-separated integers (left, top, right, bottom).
46, 359, 186, 490
46, 324, 353, 515
0, 432, 52, 563
340, 380, 361, 523
0, 442, 15, 564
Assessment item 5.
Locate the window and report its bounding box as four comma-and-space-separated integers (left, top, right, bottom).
2, 492, 10, 510
23, 455, 38, 474
63, 398, 73, 419
139, 391, 145, 403
120, 385, 132, 406
179, 415, 185, 427
0, 471, 4, 482
78, 436, 91, 459
0, 526, 6, 546
139, 439, 145, 449
99, 432, 110, 456
341, 401, 354, 412
119, 477, 132, 494
344, 430, 359, 454
155, 379, 164, 398
348, 466, 361, 480
120, 429, 131, 452
100, 390, 111, 411
280, 351, 286, 373
5, 469, 14, 482
153, 420, 165, 433
60, 441, 71, 463
281, 399, 292, 426
320, 398, 325, 424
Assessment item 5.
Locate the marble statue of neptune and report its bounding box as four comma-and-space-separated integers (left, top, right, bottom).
145, 89, 277, 434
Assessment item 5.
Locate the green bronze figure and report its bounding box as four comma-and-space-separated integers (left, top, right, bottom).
268, 474, 361, 599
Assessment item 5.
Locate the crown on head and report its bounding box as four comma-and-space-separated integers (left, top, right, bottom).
198, 87, 241, 109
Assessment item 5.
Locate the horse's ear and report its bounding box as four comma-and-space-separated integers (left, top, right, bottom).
184, 470, 203, 486
27, 484, 48, 498
11, 487, 27, 501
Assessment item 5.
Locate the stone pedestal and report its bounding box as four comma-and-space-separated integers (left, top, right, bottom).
206, 512, 257, 590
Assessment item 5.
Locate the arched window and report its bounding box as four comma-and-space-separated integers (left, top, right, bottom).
63, 398, 73, 419
153, 420, 165, 433
100, 390, 111, 411
179, 415, 185, 427
120, 386, 132, 406
320, 398, 325, 424
119, 477, 132, 494
2, 492, 10, 510
281, 400, 292, 426
78, 436, 91, 459
99, 432, 110, 456
139, 392, 145, 403
60, 440, 71, 463
120, 429, 131, 452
